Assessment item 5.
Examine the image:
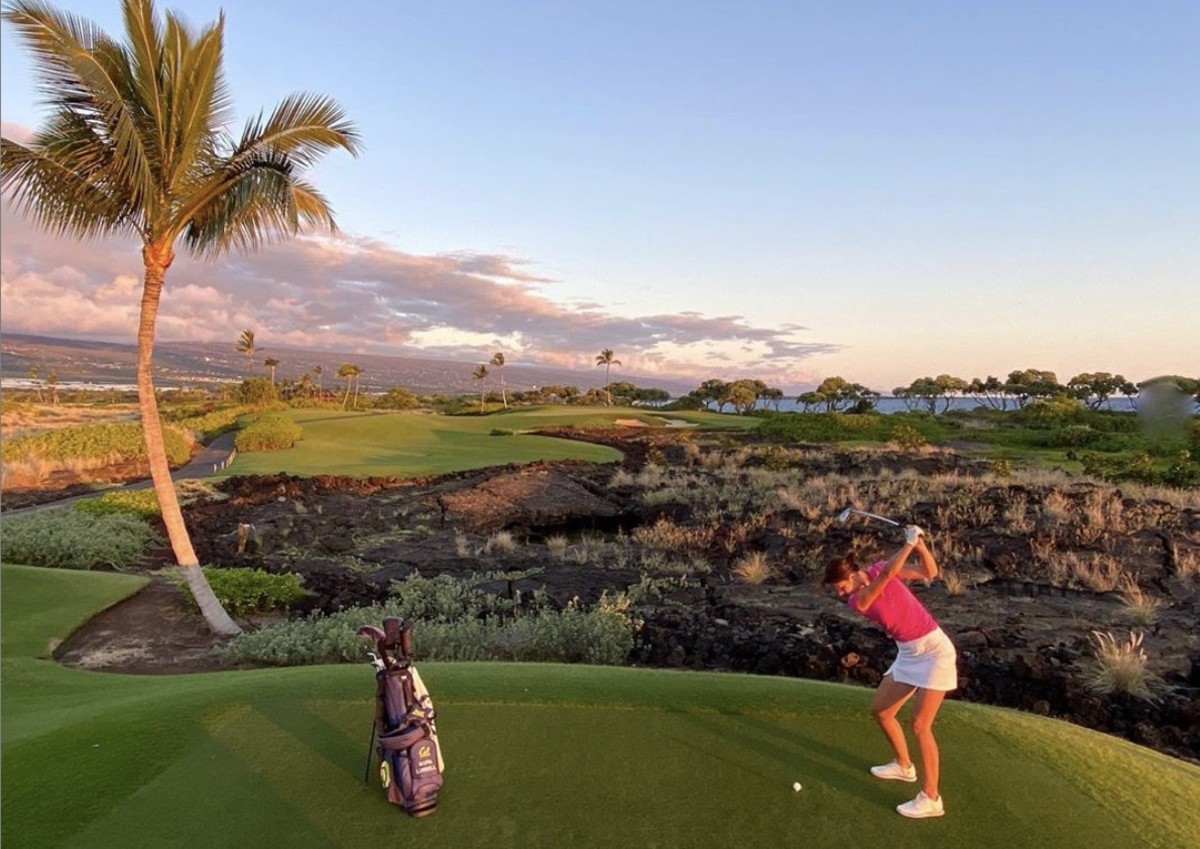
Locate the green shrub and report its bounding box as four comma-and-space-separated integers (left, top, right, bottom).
490, 428, 515, 436
1, 511, 160, 570
171, 405, 247, 441
1050, 425, 1100, 448
219, 575, 638, 667
757, 411, 945, 444
0, 422, 190, 465
387, 572, 522, 623
74, 488, 163, 519
990, 458, 1013, 477
1020, 397, 1087, 428
189, 568, 309, 617
232, 378, 280, 407
376, 387, 420, 410
234, 413, 302, 452
891, 424, 927, 450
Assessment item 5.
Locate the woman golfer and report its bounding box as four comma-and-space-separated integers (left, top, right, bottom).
823, 525, 957, 819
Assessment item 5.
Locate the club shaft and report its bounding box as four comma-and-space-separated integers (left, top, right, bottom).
850, 508, 901, 526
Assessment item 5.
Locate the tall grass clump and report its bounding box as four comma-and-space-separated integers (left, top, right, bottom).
1117, 577, 1161, 626
731, 551, 773, 584
1084, 630, 1161, 701
1, 510, 160, 570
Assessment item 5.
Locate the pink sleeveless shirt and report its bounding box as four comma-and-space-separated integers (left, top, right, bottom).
849, 561, 938, 643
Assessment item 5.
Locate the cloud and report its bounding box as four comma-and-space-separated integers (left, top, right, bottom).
0, 201, 839, 390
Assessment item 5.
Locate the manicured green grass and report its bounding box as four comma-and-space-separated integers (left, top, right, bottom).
219, 407, 638, 477
220, 406, 760, 477
3, 564, 1198, 849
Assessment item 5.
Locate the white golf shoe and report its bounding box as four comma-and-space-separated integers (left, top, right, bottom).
897, 791, 945, 819
869, 760, 917, 782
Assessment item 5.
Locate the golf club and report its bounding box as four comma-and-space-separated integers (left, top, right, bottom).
836, 506, 903, 528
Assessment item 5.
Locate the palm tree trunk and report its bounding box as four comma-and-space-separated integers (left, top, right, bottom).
605, 364, 612, 406
139, 246, 240, 636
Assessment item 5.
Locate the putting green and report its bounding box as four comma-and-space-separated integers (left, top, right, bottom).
3, 564, 1198, 848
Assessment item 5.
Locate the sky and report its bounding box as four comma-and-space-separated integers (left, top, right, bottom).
1, 1, 1197, 395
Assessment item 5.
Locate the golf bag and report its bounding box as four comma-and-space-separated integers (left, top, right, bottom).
357, 617, 444, 817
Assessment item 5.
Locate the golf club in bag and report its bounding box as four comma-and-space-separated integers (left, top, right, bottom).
356, 617, 444, 817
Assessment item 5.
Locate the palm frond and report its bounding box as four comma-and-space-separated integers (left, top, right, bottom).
4, 0, 358, 260
1, 136, 134, 240
2, 0, 105, 105
236, 92, 361, 167
159, 12, 228, 199
182, 153, 334, 257
4, 0, 158, 214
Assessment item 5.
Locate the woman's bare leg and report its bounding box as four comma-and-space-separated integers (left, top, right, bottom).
870, 674, 918, 766
909, 688, 946, 798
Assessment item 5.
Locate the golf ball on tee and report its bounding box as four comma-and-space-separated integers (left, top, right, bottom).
792, 781, 802, 792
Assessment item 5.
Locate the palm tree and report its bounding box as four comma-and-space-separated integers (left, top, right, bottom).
595, 348, 622, 406
235, 329, 257, 377
1, 0, 359, 635
27, 365, 43, 402
263, 356, 280, 385
313, 364, 324, 396
337, 362, 361, 409
489, 352, 508, 409
472, 364, 489, 412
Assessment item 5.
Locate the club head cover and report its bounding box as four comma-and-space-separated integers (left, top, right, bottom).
399, 620, 414, 658
356, 625, 386, 644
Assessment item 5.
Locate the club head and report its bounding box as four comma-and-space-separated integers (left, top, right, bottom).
836, 507, 853, 524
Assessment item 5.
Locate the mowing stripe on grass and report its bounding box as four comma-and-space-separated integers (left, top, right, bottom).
4, 566, 1198, 849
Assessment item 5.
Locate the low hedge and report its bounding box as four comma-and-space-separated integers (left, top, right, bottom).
234, 413, 303, 452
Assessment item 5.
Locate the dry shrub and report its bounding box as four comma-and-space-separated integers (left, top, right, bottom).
732, 551, 773, 584
940, 569, 968, 595
1003, 493, 1031, 533
1041, 490, 1071, 523
484, 531, 518, 554
1118, 576, 1161, 625
546, 535, 569, 559
1175, 545, 1200, 578
632, 518, 714, 550
1084, 630, 1160, 700
1, 458, 53, 487
609, 469, 636, 487
1030, 531, 1057, 563
1059, 551, 1123, 592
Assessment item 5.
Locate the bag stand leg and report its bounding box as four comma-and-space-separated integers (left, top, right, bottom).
363, 718, 376, 783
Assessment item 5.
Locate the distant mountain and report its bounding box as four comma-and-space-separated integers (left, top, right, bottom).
0, 333, 698, 397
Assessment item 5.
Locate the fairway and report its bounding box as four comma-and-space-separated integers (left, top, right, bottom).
3, 565, 1198, 849
218, 408, 639, 477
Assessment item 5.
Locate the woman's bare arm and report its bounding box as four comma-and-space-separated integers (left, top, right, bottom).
852, 541, 916, 610
898, 536, 938, 582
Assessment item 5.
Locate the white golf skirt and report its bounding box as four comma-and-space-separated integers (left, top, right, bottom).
887, 627, 958, 692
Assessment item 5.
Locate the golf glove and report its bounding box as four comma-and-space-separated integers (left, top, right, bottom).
904, 525, 924, 545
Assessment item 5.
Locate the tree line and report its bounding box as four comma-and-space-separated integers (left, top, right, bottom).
678, 371, 1200, 415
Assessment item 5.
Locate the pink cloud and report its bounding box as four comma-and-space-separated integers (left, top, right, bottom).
0, 196, 838, 390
